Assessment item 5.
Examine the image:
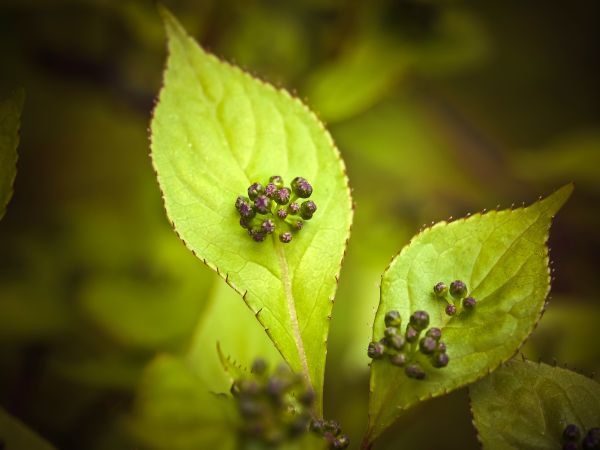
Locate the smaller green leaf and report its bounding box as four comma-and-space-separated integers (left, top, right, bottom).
366, 185, 572, 442
0, 407, 57, 450
470, 359, 600, 449
217, 341, 251, 384
0, 89, 24, 220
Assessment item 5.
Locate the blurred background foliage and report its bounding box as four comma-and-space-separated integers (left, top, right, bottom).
0, 0, 598, 448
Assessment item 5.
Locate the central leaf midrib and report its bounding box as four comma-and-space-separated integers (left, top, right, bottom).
274, 238, 311, 386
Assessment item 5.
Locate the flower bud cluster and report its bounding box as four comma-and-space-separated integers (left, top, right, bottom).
561, 424, 600, 450
367, 310, 449, 380
309, 419, 350, 449
230, 359, 315, 447
433, 280, 477, 316
235, 176, 316, 244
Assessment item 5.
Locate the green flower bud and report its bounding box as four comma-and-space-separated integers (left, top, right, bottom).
386, 334, 405, 351
261, 219, 275, 234
367, 341, 385, 359
432, 352, 450, 368
274, 187, 291, 205
405, 325, 419, 343
333, 434, 350, 449
300, 200, 317, 220
433, 282, 448, 297
409, 310, 430, 331
247, 182, 264, 200
419, 336, 437, 355
251, 358, 267, 376
449, 280, 468, 299
384, 310, 402, 327
384, 327, 397, 338
254, 195, 271, 214
269, 175, 284, 188
288, 202, 300, 214
445, 304, 457, 316
405, 363, 426, 380
279, 232, 293, 243
463, 296, 477, 310
426, 327, 442, 341
291, 177, 313, 198
389, 353, 406, 367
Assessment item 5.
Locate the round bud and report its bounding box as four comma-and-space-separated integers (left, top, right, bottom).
387, 334, 405, 351
405, 325, 419, 343
239, 216, 251, 229
300, 200, 317, 220
433, 282, 448, 297
426, 327, 442, 341
563, 442, 578, 450
324, 420, 341, 435
288, 202, 300, 214
384, 310, 402, 327
254, 195, 271, 214
261, 219, 275, 234
238, 398, 262, 418
264, 182, 277, 198
291, 177, 313, 198
445, 304, 457, 316
277, 208, 288, 219
563, 424, 580, 442
236, 379, 261, 396
333, 434, 350, 449
367, 341, 385, 359
583, 428, 600, 449
279, 232, 292, 244
295, 221, 304, 231
405, 363, 426, 380
449, 280, 468, 299
269, 175, 284, 188
274, 187, 291, 205
432, 352, 450, 368
309, 418, 325, 434
249, 230, 266, 242
251, 358, 267, 376
247, 182, 264, 200
389, 353, 406, 367
419, 336, 437, 355
384, 327, 397, 338
463, 296, 477, 310
266, 376, 286, 399
437, 341, 447, 353
409, 310, 430, 331
235, 195, 249, 211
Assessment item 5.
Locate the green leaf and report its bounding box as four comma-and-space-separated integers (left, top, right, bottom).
0, 407, 57, 450
151, 7, 353, 412
365, 185, 573, 442
128, 354, 237, 450
470, 359, 600, 449
0, 89, 24, 220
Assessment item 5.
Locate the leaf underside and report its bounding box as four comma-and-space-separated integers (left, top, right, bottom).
0, 89, 24, 220
470, 359, 600, 450
151, 8, 352, 412
366, 185, 572, 440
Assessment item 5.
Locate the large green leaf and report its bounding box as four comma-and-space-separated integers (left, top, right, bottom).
365, 185, 572, 442
470, 359, 600, 449
0, 89, 24, 220
151, 8, 352, 412
0, 407, 57, 450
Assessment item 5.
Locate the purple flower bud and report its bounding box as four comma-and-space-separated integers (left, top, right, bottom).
239, 217, 251, 229
437, 341, 447, 353
419, 336, 437, 355
432, 352, 449, 368
445, 304, 457, 316
261, 219, 275, 234
264, 182, 277, 198
249, 230, 266, 242
450, 280, 468, 299
463, 296, 477, 310
333, 434, 350, 449
389, 353, 407, 367
410, 310, 430, 331
291, 177, 313, 198
279, 232, 292, 243
300, 200, 317, 220
269, 175, 284, 188
405, 363, 426, 380
277, 208, 288, 219
235, 195, 248, 210
309, 418, 325, 433
247, 182, 264, 200
254, 195, 271, 214
405, 325, 419, 343
288, 202, 300, 214
433, 282, 448, 297
274, 187, 291, 205
384, 327, 397, 338
384, 310, 402, 327
426, 327, 442, 341
563, 424, 580, 442
386, 334, 405, 351
367, 341, 385, 359
295, 220, 304, 230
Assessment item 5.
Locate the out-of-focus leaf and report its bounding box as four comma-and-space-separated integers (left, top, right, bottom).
151, 8, 352, 412
0, 89, 24, 220
128, 354, 237, 450
470, 359, 600, 449
365, 185, 572, 443
0, 407, 57, 450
